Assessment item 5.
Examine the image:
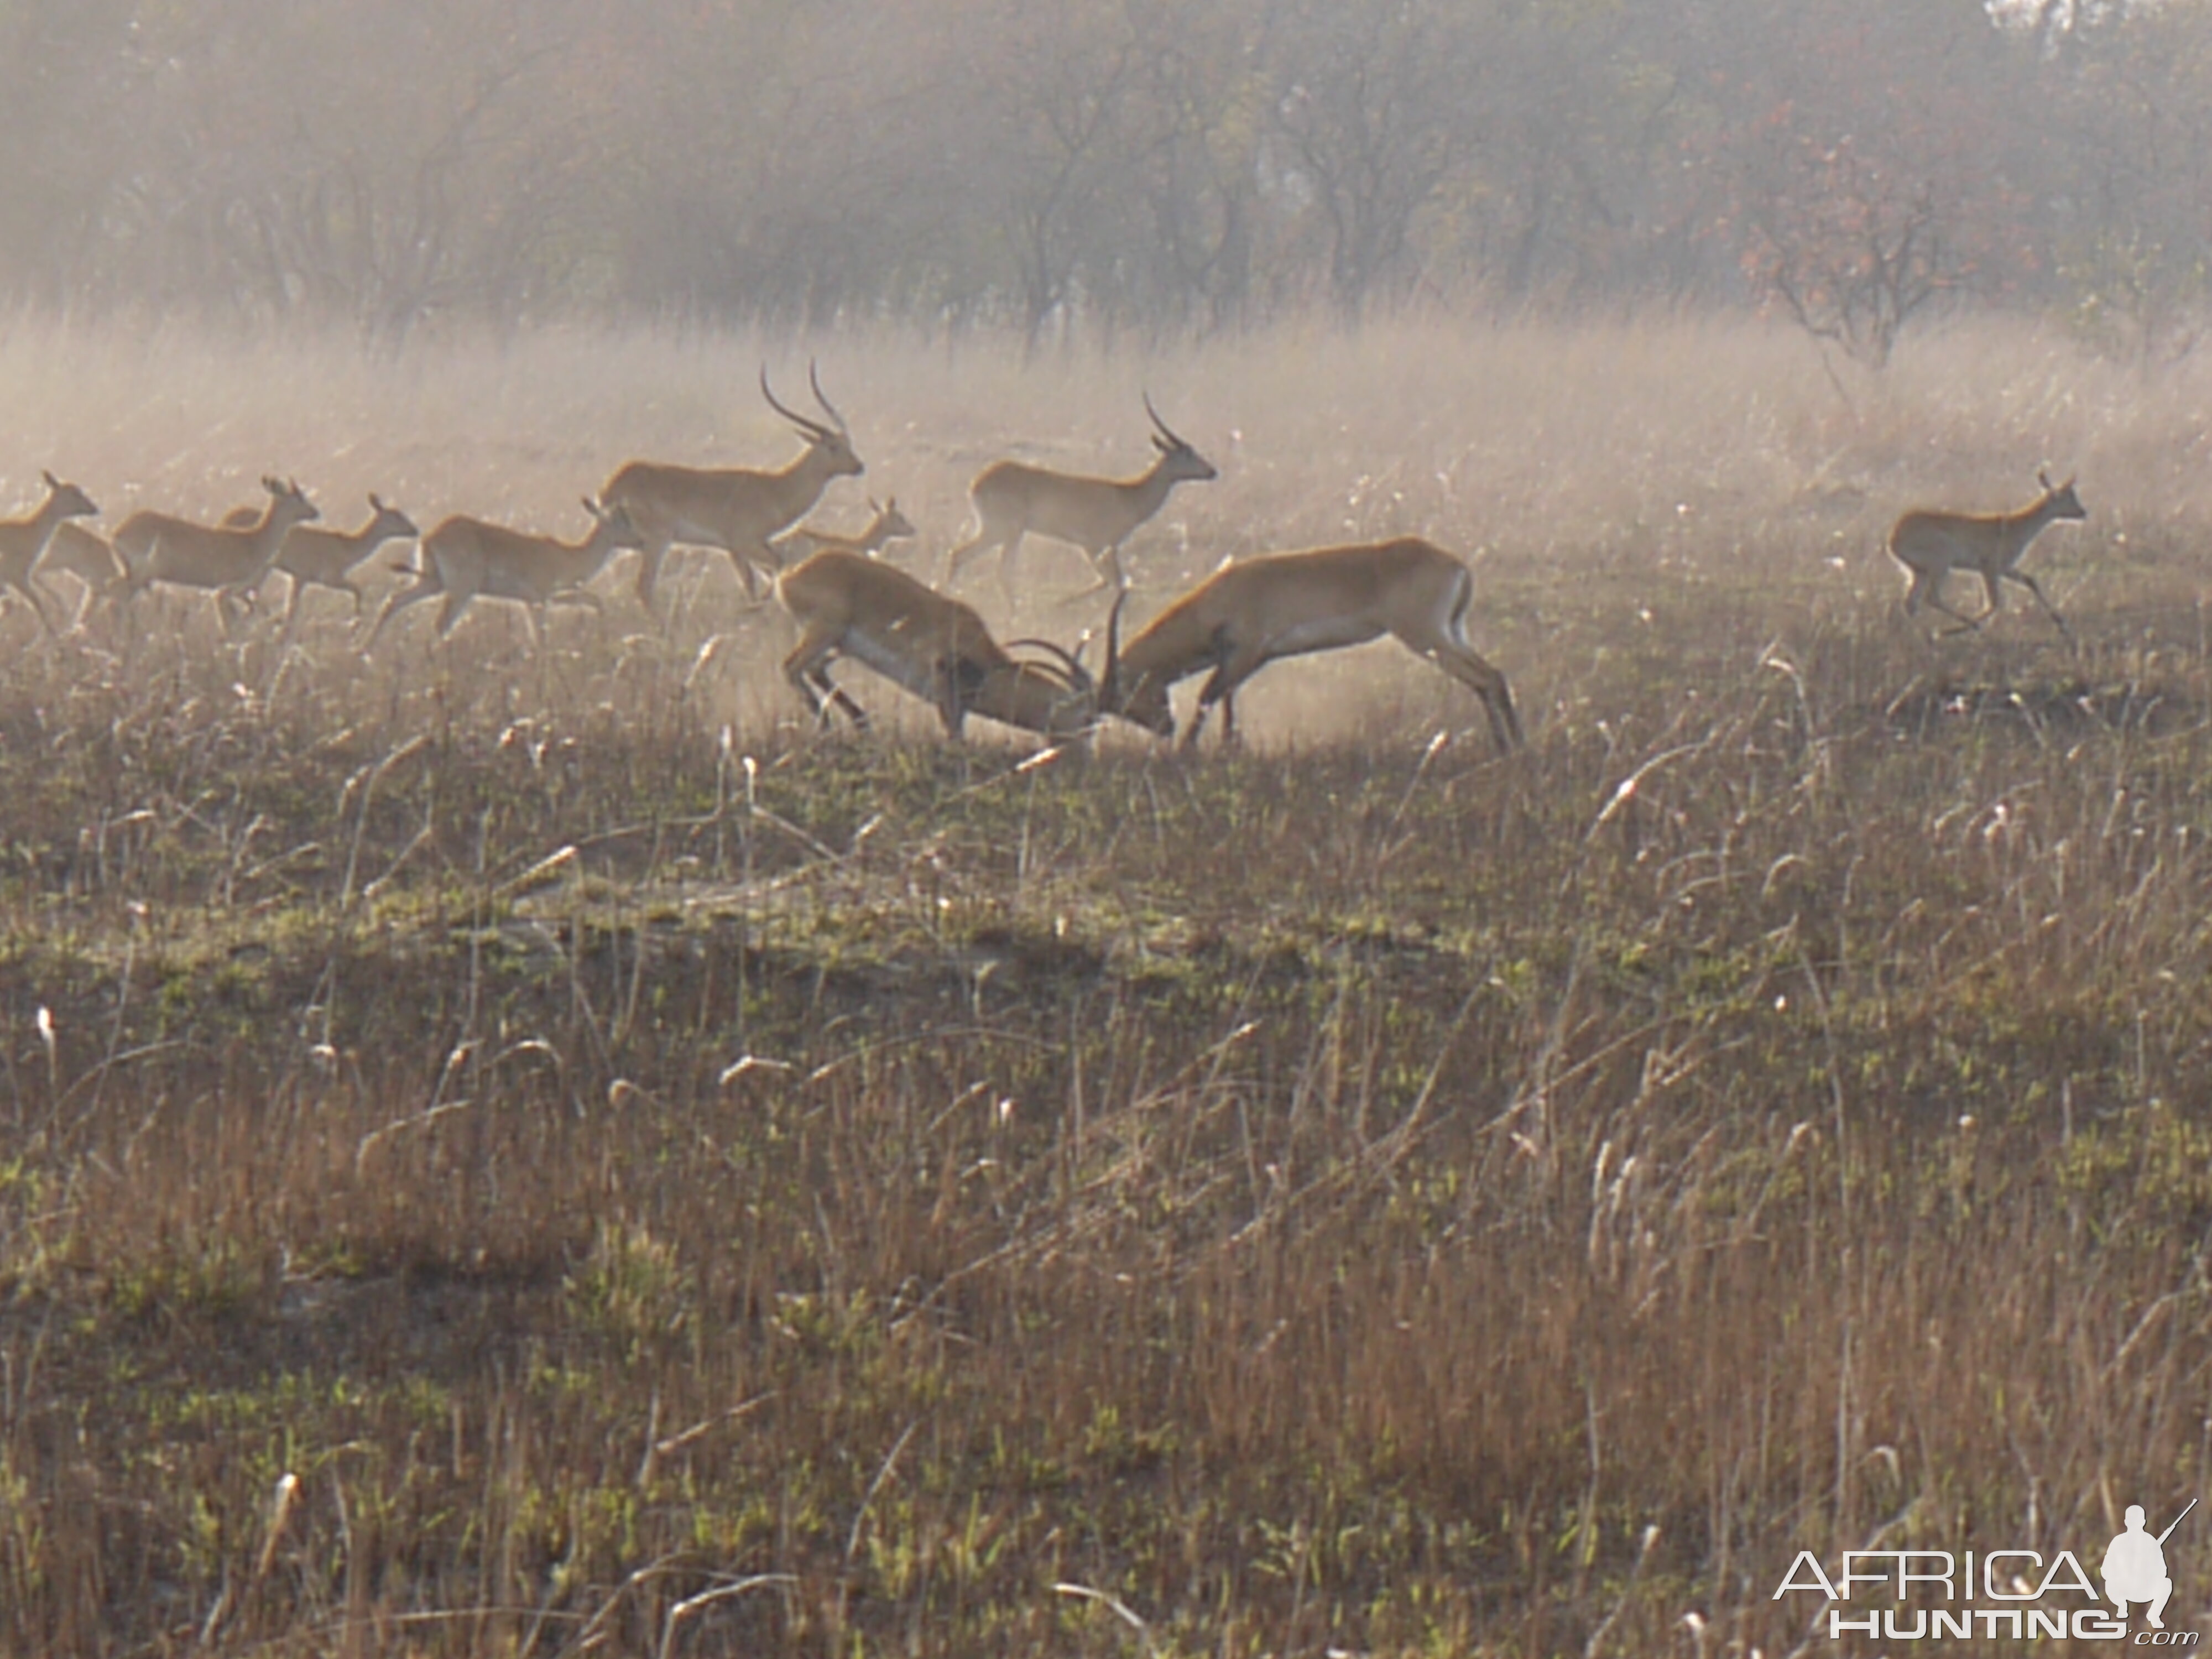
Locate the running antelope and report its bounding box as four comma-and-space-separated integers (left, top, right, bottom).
112, 477, 320, 629
1888, 469, 2085, 637
776, 548, 1099, 741
943, 395, 1217, 594
601, 362, 862, 608
220, 493, 420, 625
363, 497, 642, 650
0, 472, 98, 632
1098, 537, 1522, 754
34, 522, 126, 628
770, 495, 916, 563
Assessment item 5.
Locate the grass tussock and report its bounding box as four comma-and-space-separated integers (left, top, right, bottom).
2, 314, 2212, 1653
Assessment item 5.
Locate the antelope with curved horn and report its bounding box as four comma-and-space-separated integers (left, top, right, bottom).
602, 362, 863, 608
112, 476, 320, 630
776, 548, 1099, 741
0, 472, 98, 633
770, 495, 916, 563
1888, 468, 2085, 637
943, 394, 1217, 595
363, 497, 643, 650
1098, 537, 1521, 754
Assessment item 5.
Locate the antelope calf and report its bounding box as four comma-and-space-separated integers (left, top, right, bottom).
112, 476, 320, 629
1888, 469, 2085, 637
943, 395, 1217, 595
1099, 536, 1521, 754
770, 495, 916, 563
221, 493, 420, 625
0, 472, 98, 633
363, 498, 642, 650
776, 549, 1098, 741
602, 362, 863, 608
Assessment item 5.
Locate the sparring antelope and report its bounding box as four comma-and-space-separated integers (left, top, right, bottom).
363, 497, 642, 650
112, 477, 320, 629
776, 548, 1099, 741
0, 472, 98, 633
770, 495, 916, 562
1099, 537, 1521, 754
220, 493, 420, 625
1888, 469, 2085, 637
601, 362, 862, 608
943, 394, 1217, 594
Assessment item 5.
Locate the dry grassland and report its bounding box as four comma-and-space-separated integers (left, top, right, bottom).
3, 312, 2212, 1654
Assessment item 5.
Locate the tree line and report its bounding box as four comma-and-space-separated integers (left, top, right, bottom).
1, 0, 2205, 361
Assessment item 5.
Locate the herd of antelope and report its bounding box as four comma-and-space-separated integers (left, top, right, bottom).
1, 362, 2088, 754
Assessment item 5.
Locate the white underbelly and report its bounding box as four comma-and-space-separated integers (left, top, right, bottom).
846, 632, 940, 701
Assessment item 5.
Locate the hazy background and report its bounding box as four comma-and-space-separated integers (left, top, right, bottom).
1, 0, 2205, 363
13, 9, 2212, 1653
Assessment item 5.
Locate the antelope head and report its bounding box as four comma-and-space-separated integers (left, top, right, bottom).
868, 495, 916, 547
988, 634, 1102, 739
366, 493, 420, 543
583, 495, 645, 551
262, 475, 321, 532
40, 471, 98, 521
1093, 589, 1174, 738
761, 360, 864, 482
2036, 466, 2086, 522
1143, 393, 1218, 485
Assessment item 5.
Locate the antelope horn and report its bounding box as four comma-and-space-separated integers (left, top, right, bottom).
760, 364, 831, 439
1142, 391, 1187, 450
808, 358, 850, 435
1029, 663, 1087, 698
1004, 637, 1093, 693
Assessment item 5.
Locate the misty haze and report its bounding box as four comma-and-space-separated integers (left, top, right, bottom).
3, 2, 2211, 1655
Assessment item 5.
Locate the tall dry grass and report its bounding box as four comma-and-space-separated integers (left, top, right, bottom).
1, 312, 2210, 1654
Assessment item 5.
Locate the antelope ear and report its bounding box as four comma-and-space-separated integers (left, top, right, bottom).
2038, 466, 2054, 491
43, 469, 59, 488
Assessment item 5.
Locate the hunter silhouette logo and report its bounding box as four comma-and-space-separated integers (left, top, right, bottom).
1772, 1495, 2201, 1642
2106, 1500, 2193, 1631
